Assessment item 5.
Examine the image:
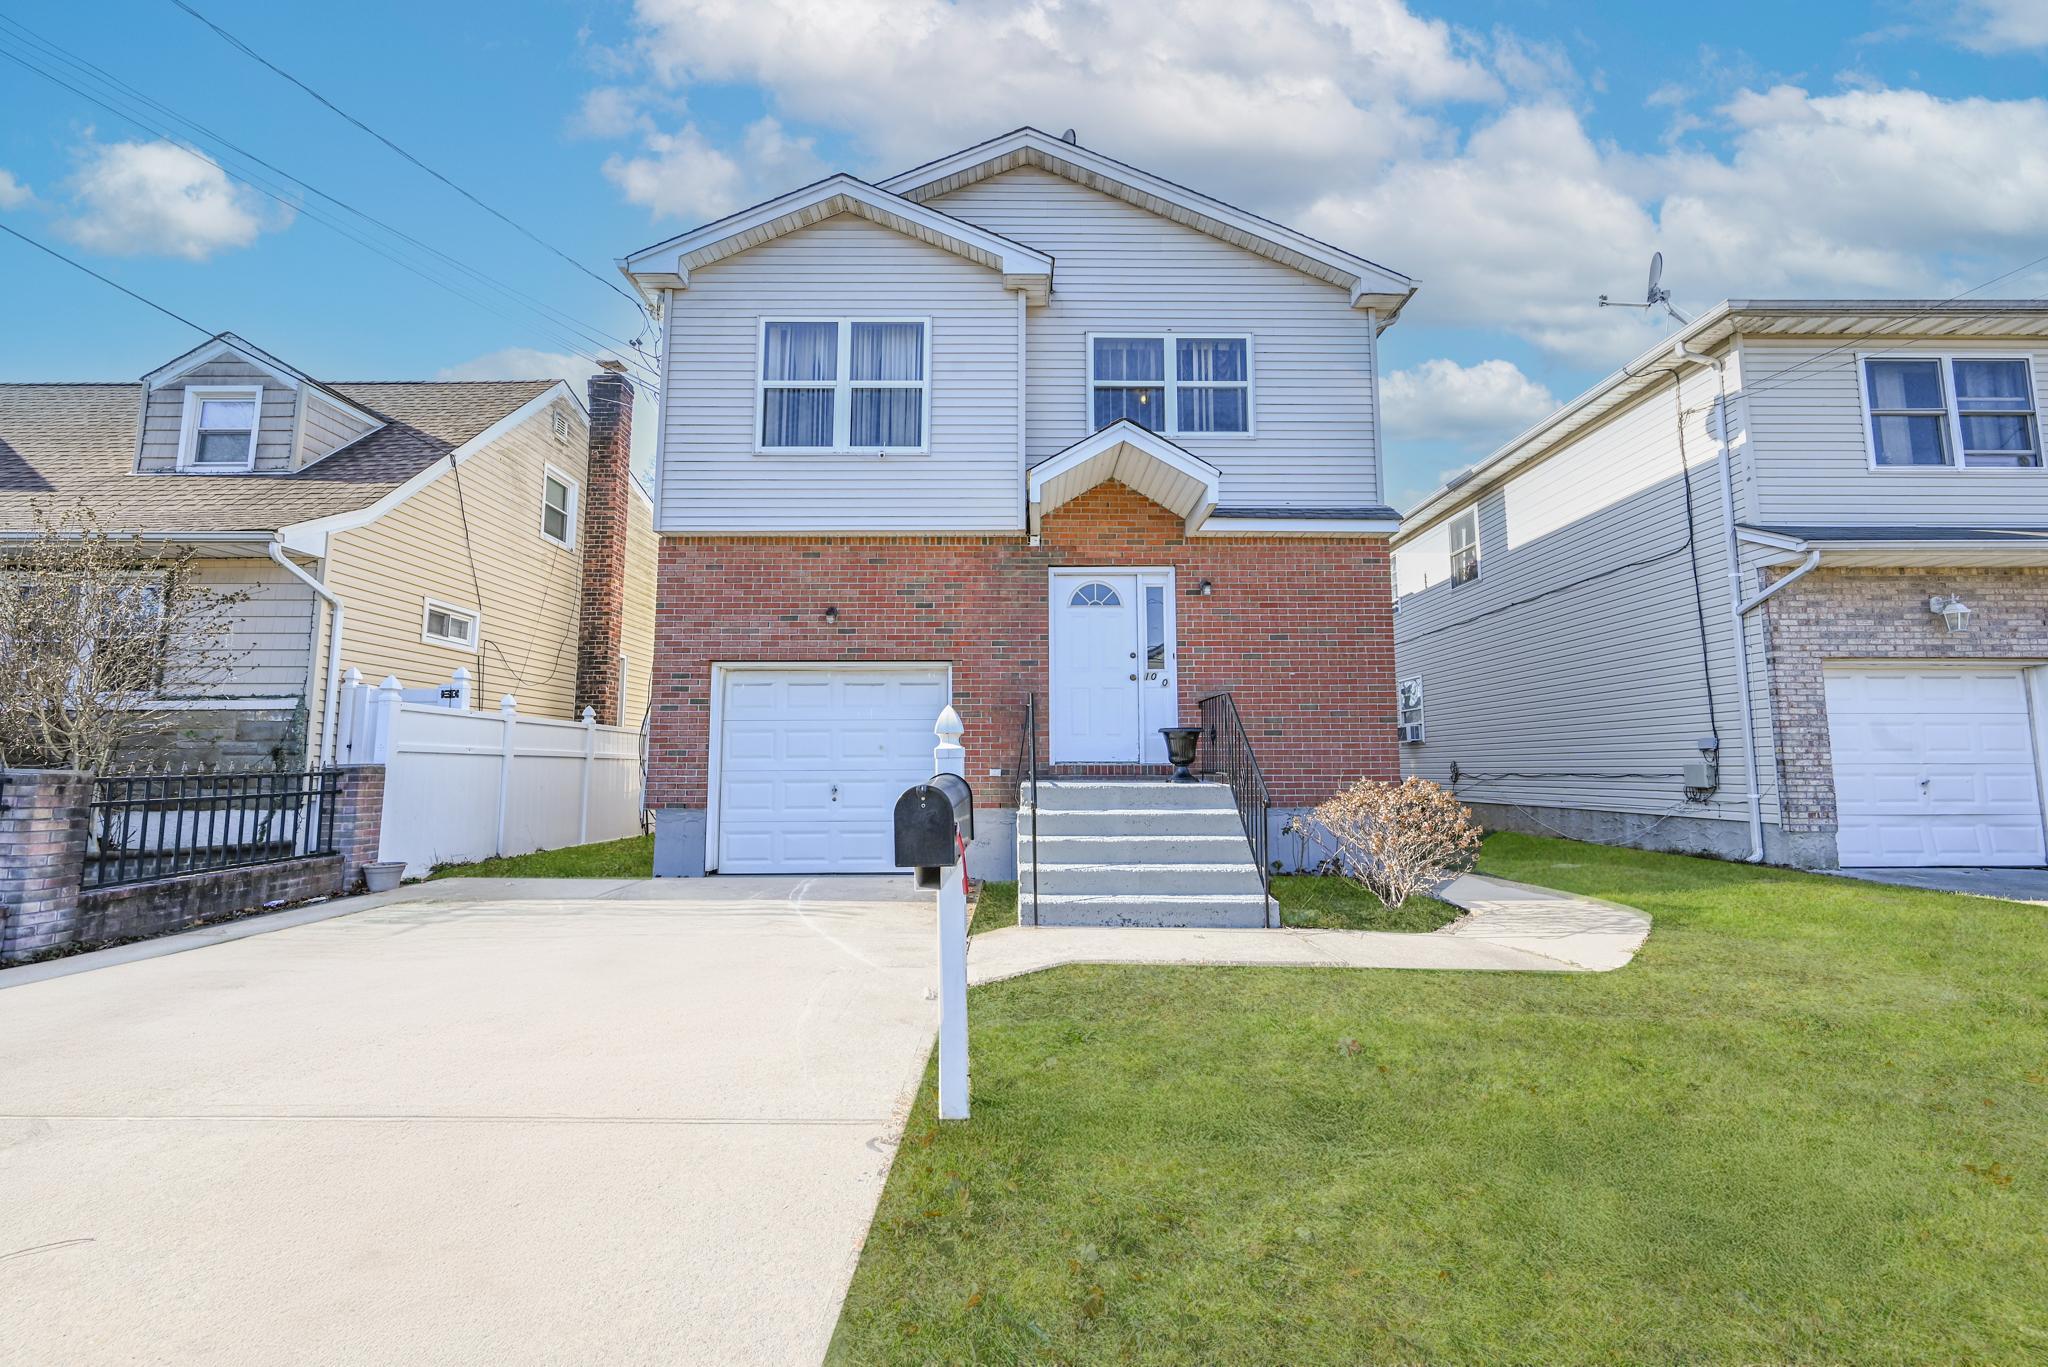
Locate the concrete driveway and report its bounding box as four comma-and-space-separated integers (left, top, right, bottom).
0, 876, 937, 1366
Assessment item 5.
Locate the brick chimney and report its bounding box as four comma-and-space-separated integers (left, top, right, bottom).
576, 362, 633, 722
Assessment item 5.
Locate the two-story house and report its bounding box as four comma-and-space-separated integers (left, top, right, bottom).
1, 334, 659, 770
1394, 300, 2048, 872
622, 127, 1415, 914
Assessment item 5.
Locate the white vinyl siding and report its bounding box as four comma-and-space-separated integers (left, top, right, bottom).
658, 215, 1021, 532
297, 392, 379, 467
1744, 337, 2048, 525
158, 558, 318, 698
1394, 361, 1774, 826
929, 167, 1380, 508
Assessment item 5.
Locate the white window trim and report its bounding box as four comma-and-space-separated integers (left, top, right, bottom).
1858, 352, 2043, 472
420, 596, 481, 653
1085, 332, 1256, 439
755, 317, 932, 455
1398, 677, 1425, 744
1448, 509, 1481, 586
176, 385, 263, 472
541, 463, 579, 549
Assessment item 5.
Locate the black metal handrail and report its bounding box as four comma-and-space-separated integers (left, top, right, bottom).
1195, 692, 1271, 896
84, 768, 341, 890
1018, 693, 1041, 925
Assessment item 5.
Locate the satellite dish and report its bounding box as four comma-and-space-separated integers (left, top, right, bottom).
1598, 250, 1690, 324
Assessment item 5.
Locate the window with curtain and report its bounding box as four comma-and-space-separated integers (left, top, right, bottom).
1090, 334, 1251, 435
1448, 510, 1479, 585
760, 319, 927, 451
1865, 355, 2041, 469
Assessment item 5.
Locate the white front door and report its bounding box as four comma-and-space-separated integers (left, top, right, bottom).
1826, 666, 2047, 867
716, 666, 950, 873
1050, 570, 1175, 763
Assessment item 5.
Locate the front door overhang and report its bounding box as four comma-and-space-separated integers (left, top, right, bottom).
1026, 421, 1222, 535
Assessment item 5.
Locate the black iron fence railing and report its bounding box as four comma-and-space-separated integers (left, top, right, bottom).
84, 768, 341, 890
1195, 692, 1271, 896
1018, 693, 1041, 926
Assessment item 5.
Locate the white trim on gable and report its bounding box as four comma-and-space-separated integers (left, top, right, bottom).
880, 128, 1415, 317
618, 174, 1054, 307
276, 382, 576, 557
1026, 420, 1221, 534
142, 332, 381, 429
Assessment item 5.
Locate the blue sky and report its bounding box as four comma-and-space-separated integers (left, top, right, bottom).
3, 1, 2045, 504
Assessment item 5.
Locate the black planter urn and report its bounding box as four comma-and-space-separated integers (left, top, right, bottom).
1160, 726, 1204, 783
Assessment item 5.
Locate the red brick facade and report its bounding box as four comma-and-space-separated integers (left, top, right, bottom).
575, 366, 634, 722
648, 481, 1396, 811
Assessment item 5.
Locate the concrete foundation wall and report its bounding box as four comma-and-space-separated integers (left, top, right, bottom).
1464, 799, 1838, 868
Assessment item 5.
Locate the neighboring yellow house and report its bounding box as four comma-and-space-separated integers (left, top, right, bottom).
0, 334, 657, 771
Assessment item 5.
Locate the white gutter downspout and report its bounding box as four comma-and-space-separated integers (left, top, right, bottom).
267, 538, 344, 766
1670, 340, 1769, 862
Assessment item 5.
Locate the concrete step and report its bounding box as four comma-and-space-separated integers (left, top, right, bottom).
1020, 832, 1254, 864
1027, 892, 1275, 929
1030, 779, 1236, 812
1023, 806, 1247, 837
1030, 861, 1268, 897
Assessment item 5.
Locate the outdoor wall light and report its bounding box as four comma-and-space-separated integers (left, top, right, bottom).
1929, 595, 1972, 633
823, 605, 840, 625
1196, 580, 1214, 597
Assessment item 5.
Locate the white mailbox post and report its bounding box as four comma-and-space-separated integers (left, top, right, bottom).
933, 705, 970, 1120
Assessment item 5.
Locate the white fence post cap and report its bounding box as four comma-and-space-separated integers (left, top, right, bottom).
345, 666, 362, 685
580, 705, 597, 724
500, 694, 518, 714
452, 666, 471, 682
934, 705, 964, 743
377, 674, 403, 694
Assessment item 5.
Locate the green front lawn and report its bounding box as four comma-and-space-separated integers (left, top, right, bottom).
426, 833, 654, 880
831, 834, 2048, 1364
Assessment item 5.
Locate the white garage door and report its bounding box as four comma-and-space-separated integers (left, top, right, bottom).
716, 667, 950, 874
1826, 667, 2046, 867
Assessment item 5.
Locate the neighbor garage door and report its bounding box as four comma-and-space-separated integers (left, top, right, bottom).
716, 667, 951, 874
1825, 666, 2046, 867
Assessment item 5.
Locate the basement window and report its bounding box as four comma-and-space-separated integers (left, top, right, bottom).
1398, 678, 1425, 744
421, 598, 480, 652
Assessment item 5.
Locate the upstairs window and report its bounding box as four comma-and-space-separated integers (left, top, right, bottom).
1089, 334, 1252, 435
541, 466, 578, 548
178, 386, 261, 470
759, 318, 927, 453
1864, 355, 2040, 469
1448, 510, 1480, 585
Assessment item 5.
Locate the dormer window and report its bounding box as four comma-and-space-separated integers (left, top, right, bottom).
178, 386, 261, 471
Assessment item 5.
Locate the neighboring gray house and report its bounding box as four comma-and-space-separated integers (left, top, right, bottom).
1394, 300, 2048, 871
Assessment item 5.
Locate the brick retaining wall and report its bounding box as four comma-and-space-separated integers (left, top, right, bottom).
72, 854, 345, 944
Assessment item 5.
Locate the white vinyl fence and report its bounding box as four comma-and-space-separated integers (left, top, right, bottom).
338, 670, 646, 878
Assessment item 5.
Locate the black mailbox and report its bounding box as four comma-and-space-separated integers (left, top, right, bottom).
893, 773, 974, 888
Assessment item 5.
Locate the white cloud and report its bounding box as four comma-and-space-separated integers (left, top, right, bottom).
574, 86, 653, 139
604, 116, 823, 222
438, 347, 659, 479
1951, 0, 2048, 51
1381, 357, 1556, 450
623, 0, 1501, 211
55, 139, 281, 260
1305, 85, 2048, 362
0, 169, 33, 210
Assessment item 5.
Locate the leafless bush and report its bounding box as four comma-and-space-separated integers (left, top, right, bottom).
1299, 776, 1484, 909
0, 503, 250, 774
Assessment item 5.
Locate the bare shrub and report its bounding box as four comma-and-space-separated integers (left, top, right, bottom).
0, 503, 250, 773
1300, 776, 1483, 909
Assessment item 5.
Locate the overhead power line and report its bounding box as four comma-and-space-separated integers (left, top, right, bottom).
169, 0, 652, 325
0, 220, 213, 335
0, 24, 660, 392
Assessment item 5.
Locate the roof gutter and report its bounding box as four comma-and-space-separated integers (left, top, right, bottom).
267, 538, 344, 768
1670, 339, 1768, 863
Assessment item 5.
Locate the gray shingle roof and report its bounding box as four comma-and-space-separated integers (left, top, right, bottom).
0, 379, 555, 535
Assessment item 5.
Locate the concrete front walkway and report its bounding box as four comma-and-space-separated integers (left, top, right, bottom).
970, 873, 1651, 983
0, 876, 938, 1367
